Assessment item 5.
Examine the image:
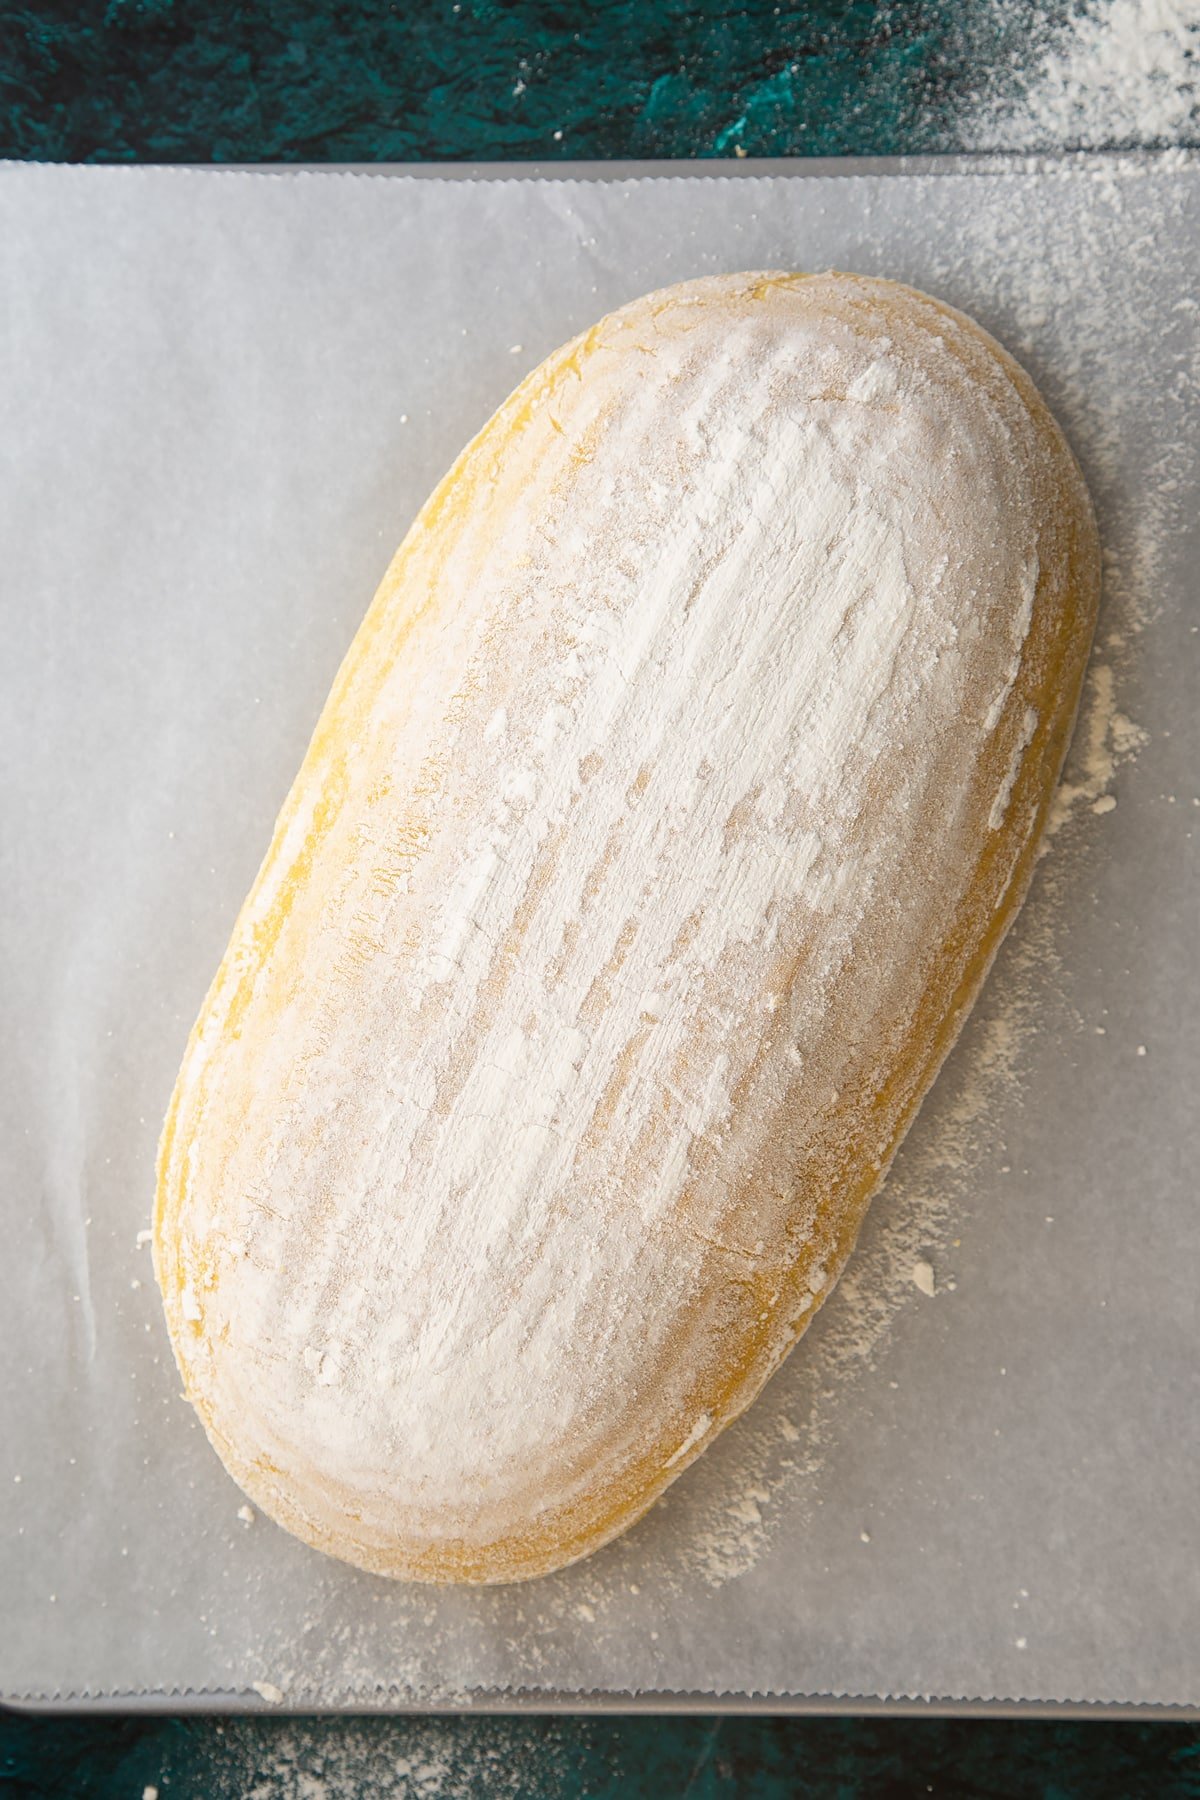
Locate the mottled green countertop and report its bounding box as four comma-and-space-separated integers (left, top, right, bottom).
6, 1710, 1200, 1797
1, 0, 1195, 162
3, 0, 1199, 1793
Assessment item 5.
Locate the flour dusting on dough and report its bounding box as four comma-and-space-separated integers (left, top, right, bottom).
159, 269, 1095, 1584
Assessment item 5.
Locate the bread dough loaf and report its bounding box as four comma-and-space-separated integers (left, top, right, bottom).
155, 272, 1100, 1583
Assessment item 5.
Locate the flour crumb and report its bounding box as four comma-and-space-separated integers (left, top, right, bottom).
730, 1486, 770, 1527
142, 1788, 158, 1800
912, 1261, 936, 1298
1111, 713, 1148, 757
251, 1679, 285, 1705
237, 1504, 256, 1526
1091, 794, 1117, 815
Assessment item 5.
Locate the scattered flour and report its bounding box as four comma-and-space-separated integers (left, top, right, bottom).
148, 1719, 573, 1800
1048, 663, 1150, 833
964, 0, 1200, 150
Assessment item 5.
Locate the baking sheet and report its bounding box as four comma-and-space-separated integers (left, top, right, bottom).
1, 155, 1197, 1712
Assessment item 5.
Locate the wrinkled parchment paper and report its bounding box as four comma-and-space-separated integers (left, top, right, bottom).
1, 156, 1197, 1709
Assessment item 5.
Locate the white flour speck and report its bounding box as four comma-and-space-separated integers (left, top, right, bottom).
912, 1261, 937, 1298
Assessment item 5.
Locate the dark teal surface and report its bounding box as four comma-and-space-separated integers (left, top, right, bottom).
4, 1713, 1200, 1797
3, 0, 1200, 1792
0, 0, 1162, 163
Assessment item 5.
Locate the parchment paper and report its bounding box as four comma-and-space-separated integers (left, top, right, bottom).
1, 156, 1197, 1710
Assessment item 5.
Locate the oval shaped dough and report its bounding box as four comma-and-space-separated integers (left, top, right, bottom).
155, 272, 1100, 1583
